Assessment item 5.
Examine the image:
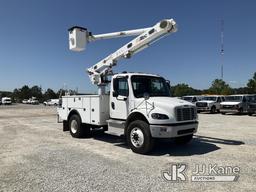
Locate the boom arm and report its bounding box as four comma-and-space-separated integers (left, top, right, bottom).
68, 19, 177, 87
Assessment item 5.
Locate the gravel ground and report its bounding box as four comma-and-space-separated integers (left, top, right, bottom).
0, 104, 256, 192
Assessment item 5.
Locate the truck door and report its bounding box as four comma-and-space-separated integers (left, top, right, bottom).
216, 97, 221, 109
110, 77, 129, 120
243, 96, 248, 111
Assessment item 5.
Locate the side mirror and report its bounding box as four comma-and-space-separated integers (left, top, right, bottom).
112, 91, 118, 97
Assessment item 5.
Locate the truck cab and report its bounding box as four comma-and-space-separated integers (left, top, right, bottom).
58, 73, 198, 154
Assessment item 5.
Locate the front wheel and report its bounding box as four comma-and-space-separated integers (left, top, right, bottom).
210, 106, 216, 114
238, 108, 243, 114
127, 120, 154, 154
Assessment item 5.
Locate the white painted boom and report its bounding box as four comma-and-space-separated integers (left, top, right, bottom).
68, 19, 177, 88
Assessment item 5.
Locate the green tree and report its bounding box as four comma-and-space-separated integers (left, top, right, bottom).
12, 88, 21, 102
172, 83, 199, 97
208, 79, 232, 95
30, 86, 43, 101
247, 72, 256, 93
44, 89, 57, 101
19, 85, 31, 100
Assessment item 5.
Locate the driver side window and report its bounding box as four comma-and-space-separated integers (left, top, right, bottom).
113, 78, 129, 97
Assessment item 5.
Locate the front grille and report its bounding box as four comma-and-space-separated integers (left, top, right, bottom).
176, 107, 196, 121
196, 102, 207, 107
222, 105, 234, 109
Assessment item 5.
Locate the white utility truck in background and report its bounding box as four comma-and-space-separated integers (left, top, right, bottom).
1, 97, 12, 105
57, 19, 198, 154
44, 99, 59, 106
196, 95, 225, 113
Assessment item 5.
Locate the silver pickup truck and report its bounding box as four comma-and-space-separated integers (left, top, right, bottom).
220, 94, 254, 114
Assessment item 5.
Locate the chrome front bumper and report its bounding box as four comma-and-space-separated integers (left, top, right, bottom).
149, 121, 198, 138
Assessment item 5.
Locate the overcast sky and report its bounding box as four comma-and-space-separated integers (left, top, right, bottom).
0, 0, 255, 92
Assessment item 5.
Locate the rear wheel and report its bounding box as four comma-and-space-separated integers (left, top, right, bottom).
69, 114, 90, 138
221, 112, 226, 115
175, 134, 193, 145
127, 120, 154, 154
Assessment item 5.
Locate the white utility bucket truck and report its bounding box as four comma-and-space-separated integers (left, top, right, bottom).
57, 19, 198, 154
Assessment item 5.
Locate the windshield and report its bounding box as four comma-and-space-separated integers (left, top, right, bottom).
248, 95, 256, 102
131, 75, 171, 98
225, 96, 243, 101
182, 97, 193, 102
202, 96, 217, 101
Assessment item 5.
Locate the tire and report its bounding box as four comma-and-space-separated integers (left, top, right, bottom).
248, 113, 253, 116
221, 112, 226, 115
127, 120, 154, 154
175, 134, 193, 145
103, 125, 108, 131
210, 106, 216, 114
69, 114, 90, 138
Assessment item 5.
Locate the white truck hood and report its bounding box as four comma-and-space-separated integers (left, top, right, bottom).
198, 100, 215, 104
220, 101, 241, 105
147, 97, 195, 108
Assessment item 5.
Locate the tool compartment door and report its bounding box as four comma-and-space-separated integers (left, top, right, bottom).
90, 96, 100, 125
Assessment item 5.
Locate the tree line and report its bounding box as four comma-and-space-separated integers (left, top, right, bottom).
171, 72, 256, 97
1, 72, 256, 102
0, 86, 77, 103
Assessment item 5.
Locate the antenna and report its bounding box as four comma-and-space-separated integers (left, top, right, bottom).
220, 19, 224, 79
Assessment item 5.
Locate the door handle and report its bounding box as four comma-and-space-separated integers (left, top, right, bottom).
111, 102, 115, 110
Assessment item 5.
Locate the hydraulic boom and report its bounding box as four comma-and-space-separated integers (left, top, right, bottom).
68, 19, 177, 94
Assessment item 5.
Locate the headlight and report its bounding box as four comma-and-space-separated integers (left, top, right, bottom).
151, 113, 169, 119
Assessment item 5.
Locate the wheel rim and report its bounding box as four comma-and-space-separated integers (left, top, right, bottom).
130, 127, 144, 148
70, 119, 78, 134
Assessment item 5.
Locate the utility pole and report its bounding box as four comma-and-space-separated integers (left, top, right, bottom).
220, 19, 224, 79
